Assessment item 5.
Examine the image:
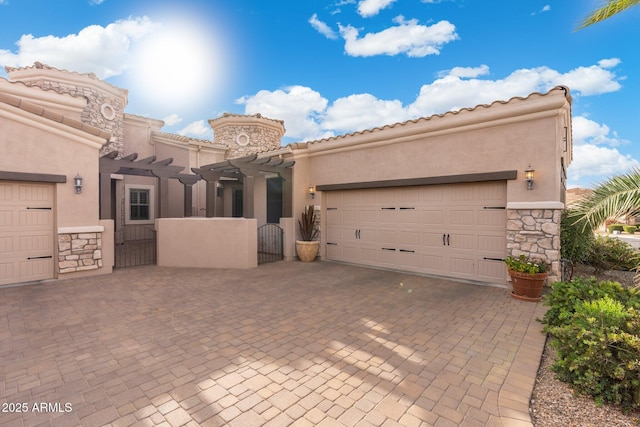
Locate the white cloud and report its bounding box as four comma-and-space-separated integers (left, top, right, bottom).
177, 120, 210, 137
542, 5, 551, 12
309, 14, 338, 40
564, 116, 637, 185
357, 0, 397, 17
323, 94, 406, 132
236, 85, 332, 141
0, 17, 158, 79
163, 114, 182, 126
568, 144, 640, 183
236, 59, 625, 144
339, 16, 458, 57
444, 64, 490, 78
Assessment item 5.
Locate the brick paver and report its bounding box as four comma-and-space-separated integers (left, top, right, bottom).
0, 261, 545, 426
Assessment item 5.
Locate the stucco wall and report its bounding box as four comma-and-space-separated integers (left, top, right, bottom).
156, 218, 257, 269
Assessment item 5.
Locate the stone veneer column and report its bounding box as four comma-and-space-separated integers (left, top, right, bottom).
58, 232, 103, 274
506, 209, 562, 283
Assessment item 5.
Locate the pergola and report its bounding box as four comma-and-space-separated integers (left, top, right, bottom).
99, 152, 294, 220
193, 153, 295, 218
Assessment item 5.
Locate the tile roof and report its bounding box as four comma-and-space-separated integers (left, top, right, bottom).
292, 86, 572, 148
0, 91, 111, 140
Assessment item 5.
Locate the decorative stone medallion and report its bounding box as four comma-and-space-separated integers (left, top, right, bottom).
236, 132, 250, 146
100, 102, 116, 120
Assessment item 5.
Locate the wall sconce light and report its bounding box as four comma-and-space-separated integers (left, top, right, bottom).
524, 165, 535, 190
308, 185, 316, 199
74, 174, 83, 194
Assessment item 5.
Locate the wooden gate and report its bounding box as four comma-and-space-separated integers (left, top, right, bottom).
115, 225, 156, 268
258, 223, 283, 264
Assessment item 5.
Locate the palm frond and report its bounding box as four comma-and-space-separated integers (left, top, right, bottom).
571, 168, 640, 231
576, 0, 640, 30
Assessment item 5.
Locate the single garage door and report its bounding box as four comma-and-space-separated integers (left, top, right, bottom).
0, 181, 55, 286
325, 181, 507, 284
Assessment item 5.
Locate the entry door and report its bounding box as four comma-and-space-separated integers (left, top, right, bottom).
325, 182, 507, 284
0, 181, 55, 286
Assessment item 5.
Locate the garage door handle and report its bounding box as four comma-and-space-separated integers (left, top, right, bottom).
327, 242, 338, 246
381, 207, 396, 210
443, 234, 446, 246
447, 234, 450, 246
27, 207, 52, 210
382, 247, 396, 251
27, 255, 52, 260
399, 249, 415, 253
483, 257, 505, 261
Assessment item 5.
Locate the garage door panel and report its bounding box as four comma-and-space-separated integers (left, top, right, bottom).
0, 181, 54, 286
478, 259, 506, 281
450, 257, 476, 276
422, 210, 444, 225
478, 234, 506, 253
324, 181, 507, 284
449, 233, 476, 250
479, 210, 506, 226
0, 209, 13, 228
450, 209, 475, 226
20, 258, 51, 279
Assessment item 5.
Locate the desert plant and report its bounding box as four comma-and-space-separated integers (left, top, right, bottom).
587, 235, 638, 273
298, 205, 318, 241
545, 296, 640, 408
541, 277, 639, 330
561, 210, 594, 264
608, 224, 625, 233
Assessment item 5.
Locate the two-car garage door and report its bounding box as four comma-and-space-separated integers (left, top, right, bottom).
325, 181, 507, 284
0, 181, 55, 286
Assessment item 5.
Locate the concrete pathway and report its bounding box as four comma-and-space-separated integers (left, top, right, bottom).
0, 261, 546, 427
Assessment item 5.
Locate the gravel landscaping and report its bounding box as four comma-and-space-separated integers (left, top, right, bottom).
530, 264, 640, 426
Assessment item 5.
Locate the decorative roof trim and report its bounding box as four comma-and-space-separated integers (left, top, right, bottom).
0, 91, 111, 141
289, 86, 572, 151
6, 62, 128, 101
208, 112, 286, 135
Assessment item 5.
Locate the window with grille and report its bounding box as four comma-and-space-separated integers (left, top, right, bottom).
129, 189, 150, 221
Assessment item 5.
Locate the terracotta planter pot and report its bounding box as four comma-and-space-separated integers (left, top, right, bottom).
508, 269, 548, 302
296, 240, 319, 262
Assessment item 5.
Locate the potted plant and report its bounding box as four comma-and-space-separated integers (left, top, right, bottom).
505, 254, 549, 302
296, 205, 319, 262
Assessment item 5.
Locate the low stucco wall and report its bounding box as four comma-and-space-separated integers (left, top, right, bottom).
156, 218, 257, 269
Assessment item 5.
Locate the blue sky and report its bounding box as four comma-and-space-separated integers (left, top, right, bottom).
0, 0, 638, 189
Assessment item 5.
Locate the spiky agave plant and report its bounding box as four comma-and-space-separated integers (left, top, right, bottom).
298, 205, 318, 241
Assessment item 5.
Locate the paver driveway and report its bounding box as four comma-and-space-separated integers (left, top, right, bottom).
0, 261, 546, 427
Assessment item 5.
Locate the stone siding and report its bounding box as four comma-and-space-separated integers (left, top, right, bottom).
215, 124, 283, 159
16, 73, 125, 156
58, 232, 103, 274
506, 209, 561, 283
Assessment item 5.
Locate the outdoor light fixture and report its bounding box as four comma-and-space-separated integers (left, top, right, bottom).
74, 174, 83, 194
308, 185, 316, 199
524, 165, 535, 190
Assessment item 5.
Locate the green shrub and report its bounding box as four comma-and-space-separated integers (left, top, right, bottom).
624, 225, 637, 234
587, 235, 639, 273
541, 277, 639, 330
561, 210, 595, 264
608, 224, 625, 233
545, 296, 640, 408
542, 279, 640, 408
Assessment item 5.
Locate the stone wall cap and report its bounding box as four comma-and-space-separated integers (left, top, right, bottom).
58, 226, 105, 234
